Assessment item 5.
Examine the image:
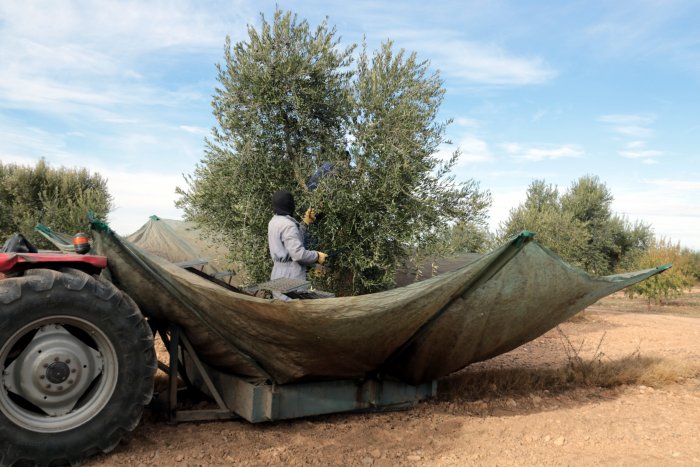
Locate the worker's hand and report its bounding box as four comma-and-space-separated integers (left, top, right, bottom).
303, 207, 316, 225
317, 251, 328, 264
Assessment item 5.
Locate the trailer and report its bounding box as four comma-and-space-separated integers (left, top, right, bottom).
0, 236, 435, 466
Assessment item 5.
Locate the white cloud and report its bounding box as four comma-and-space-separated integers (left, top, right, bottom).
457, 135, 493, 163
179, 125, 209, 135
105, 170, 184, 235
432, 40, 557, 86
646, 179, 700, 191
0, 74, 117, 111
487, 188, 527, 233
0, 122, 75, 165
453, 117, 481, 128
618, 149, 663, 159
438, 128, 492, 164
503, 143, 584, 161
598, 115, 655, 125
383, 29, 557, 86
0, 153, 39, 166
0, 1, 247, 119
0, 2, 247, 52
599, 114, 664, 162
599, 114, 656, 138
613, 182, 700, 249
531, 110, 547, 122
613, 125, 655, 139
583, 2, 698, 64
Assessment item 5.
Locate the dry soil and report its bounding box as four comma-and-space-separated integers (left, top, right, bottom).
88, 290, 700, 466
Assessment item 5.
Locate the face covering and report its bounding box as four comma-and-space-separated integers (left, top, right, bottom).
272, 190, 295, 216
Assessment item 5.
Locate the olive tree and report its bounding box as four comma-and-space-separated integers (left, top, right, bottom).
499, 176, 652, 274
177, 10, 354, 284
308, 42, 491, 294
498, 180, 589, 268
177, 10, 491, 294
626, 238, 695, 304
682, 247, 700, 282
0, 159, 113, 249
561, 175, 652, 274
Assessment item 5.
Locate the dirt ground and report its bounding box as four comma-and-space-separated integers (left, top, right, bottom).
88, 289, 700, 466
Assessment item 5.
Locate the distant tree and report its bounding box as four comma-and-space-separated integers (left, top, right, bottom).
681, 247, 700, 282
608, 215, 655, 271
0, 160, 113, 249
559, 175, 613, 273
442, 221, 493, 254
626, 238, 695, 304
499, 176, 652, 274
523, 179, 560, 212
560, 175, 653, 274
498, 180, 589, 268
177, 10, 491, 294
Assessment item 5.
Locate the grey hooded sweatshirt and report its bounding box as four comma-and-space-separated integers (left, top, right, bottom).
267, 214, 319, 280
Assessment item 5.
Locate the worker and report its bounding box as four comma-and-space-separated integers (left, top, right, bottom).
268, 190, 327, 281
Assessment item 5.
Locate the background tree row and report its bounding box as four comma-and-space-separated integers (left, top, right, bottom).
498, 175, 653, 275
0, 160, 112, 249
498, 175, 699, 302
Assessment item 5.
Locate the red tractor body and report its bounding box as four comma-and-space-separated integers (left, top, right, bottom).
0, 252, 107, 276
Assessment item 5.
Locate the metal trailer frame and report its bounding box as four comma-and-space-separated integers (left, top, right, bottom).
155, 324, 437, 424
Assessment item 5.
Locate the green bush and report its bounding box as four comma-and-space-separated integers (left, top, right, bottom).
0, 160, 113, 249
626, 238, 695, 304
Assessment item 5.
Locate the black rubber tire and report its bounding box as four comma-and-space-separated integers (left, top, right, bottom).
0, 268, 157, 466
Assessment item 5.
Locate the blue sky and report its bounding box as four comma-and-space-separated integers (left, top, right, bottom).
1, 0, 699, 249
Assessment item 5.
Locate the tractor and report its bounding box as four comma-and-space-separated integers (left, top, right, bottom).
0, 234, 156, 466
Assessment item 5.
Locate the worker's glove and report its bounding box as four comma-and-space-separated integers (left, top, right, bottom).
317, 252, 328, 264
303, 207, 316, 225
309, 264, 325, 278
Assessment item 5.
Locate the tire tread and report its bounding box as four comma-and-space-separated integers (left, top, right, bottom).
0, 268, 156, 466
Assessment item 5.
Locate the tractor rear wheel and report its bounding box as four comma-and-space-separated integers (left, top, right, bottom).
0, 268, 156, 466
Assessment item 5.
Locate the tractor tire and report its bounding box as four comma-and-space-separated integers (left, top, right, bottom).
0, 268, 157, 466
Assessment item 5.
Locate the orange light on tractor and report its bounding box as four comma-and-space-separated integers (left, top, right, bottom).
73, 232, 91, 255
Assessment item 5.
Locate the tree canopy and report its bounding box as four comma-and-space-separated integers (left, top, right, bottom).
499, 176, 653, 275
0, 159, 113, 249
177, 9, 491, 294
626, 238, 695, 304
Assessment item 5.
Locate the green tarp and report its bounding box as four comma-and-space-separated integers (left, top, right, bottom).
34, 224, 77, 253
125, 215, 238, 279
91, 220, 667, 385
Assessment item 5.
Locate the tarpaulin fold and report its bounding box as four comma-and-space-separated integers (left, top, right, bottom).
90, 220, 666, 385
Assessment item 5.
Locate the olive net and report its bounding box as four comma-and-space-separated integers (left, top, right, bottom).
125, 215, 240, 279
90, 219, 668, 385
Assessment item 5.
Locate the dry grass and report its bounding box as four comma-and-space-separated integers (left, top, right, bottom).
440, 329, 700, 401
440, 355, 699, 401
593, 284, 700, 316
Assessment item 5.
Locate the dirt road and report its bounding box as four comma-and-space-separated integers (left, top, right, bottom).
89, 300, 700, 466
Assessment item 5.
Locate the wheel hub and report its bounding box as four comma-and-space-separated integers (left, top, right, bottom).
3, 325, 103, 416
46, 362, 70, 384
